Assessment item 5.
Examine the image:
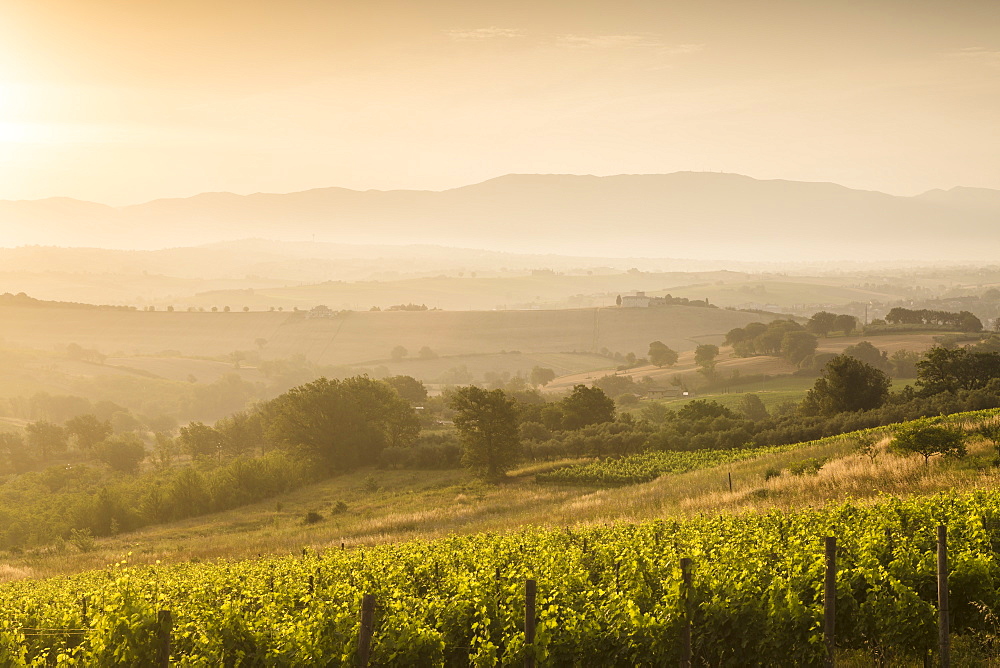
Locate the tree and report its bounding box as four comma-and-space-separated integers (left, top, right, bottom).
95, 434, 146, 474
855, 433, 882, 463
560, 385, 615, 430
648, 341, 679, 368
264, 376, 419, 470
842, 341, 891, 373
889, 349, 920, 378
65, 414, 113, 451
530, 366, 557, 387
179, 422, 223, 461
214, 409, 266, 457
418, 346, 438, 360
973, 422, 1000, 458
958, 311, 984, 332
694, 344, 719, 380
834, 314, 857, 335
0, 432, 29, 474
384, 375, 428, 403
755, 320, 803, 356
738, 394, 768, 420
519, 421, 552, 442
592, 374, 640, 399
891, 421, 966, 465
917, 346, 1000, 395
801, 355, 891, 415
806, 311, 838, 337
390, 345, 408, 361
676, 400, 735, 420
781, 331, 818, 365
449, 386, 521, 479
25, 420, 67, 460
640, 402, 673, 424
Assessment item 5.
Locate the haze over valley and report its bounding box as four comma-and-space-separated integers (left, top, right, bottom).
4, 172, 1000, 260
2, 1, 1000, 663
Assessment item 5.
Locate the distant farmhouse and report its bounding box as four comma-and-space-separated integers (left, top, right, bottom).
619, 291, 713, 309
621, 292, 651, 308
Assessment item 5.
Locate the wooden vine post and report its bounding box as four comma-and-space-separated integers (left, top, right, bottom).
938, 526, 950, 668
524, 579, 537, 668
824, 536, 837, 668
357, 593, 376, 668
680, 557, 692, 668
157, 609, 172, 668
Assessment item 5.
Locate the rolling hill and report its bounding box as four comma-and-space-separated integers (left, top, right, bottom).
3, 173, 999, 260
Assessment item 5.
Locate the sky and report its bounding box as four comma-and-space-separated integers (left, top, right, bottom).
0, 0, 998, 205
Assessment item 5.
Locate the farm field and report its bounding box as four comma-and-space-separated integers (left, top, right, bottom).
0, 304, 762, 366
622, 376, 916, 415
662, 277, 914, 309
546, 332, 944, 394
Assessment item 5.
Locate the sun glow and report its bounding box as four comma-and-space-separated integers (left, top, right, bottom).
0, 121, 34, 143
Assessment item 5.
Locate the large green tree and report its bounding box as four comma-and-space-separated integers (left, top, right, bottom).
449, 386, 521, 479
264, 376, 419, 471
95, 434, 147, 474
801, 355, 891, 415
65, 414, 113, 452
780, 331, 818, 365
833, 314, 858, 335
384, 375, 428, 403
806, 311, 838, 337
917, 346, 1000, 395
842, 341, 891, 373
179, 422, 223, 461
648, 341, 679, 368
529, 366, 557, 387
738, 394, 769, 420
694, 344, 720, 376
25, 420, 67, 460
561, 385, 616, 430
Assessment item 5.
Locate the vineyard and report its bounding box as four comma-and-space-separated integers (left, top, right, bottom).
534, 444, 801, 485
2, 489, 1000, 665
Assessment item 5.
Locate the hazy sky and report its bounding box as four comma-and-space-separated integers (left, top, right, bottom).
0, 0, 998, 204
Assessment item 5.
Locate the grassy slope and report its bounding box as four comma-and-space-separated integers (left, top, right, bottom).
626, 376, 916, 414
4, 415, 999, 582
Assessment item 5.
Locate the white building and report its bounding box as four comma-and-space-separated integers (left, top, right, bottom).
621, 291, 651, 308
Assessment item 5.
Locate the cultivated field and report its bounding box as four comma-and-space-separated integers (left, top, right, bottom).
0, 304, 763, 366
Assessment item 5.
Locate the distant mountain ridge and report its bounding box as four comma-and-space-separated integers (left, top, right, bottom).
2, 173, 998, 259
